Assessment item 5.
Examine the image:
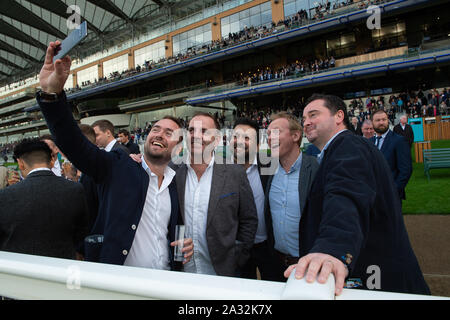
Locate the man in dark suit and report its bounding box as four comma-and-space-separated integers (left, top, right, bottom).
0, 139, 88, 259
349, 117, 362, 135
265, 112, 319, 281
231, 118, 280, 281
175, 112, 258, 277
371, 110, 412, 200
91, 119, 130, 155
36, 40, 193, 271
393, 115, 414, 148
118, 129, 141, 154
285, 94, 429, 296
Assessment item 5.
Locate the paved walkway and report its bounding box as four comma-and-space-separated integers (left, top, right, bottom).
404, 215, 450, 297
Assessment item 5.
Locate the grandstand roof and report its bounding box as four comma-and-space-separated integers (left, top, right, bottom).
0, 0, 215, 85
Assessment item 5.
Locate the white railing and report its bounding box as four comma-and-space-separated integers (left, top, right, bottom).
0, 251, 447, 300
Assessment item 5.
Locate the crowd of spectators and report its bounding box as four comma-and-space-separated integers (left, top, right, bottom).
235, 56, 335, 86
347, 88, 450, 126
61, 0, 377, 96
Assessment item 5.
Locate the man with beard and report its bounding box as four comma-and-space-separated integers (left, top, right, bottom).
175, 112, 257, 277
284, 94, 429, 296
231, 118, 280, 280
35, 40, 193, 270
371, 109, 412, 200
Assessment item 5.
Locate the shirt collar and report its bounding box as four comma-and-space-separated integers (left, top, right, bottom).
28, 167, 52, 176
141, 154, 175, 178
246, 155, 259, 174
187, 152, 215, 170
376, 130, 389, 139
276, 152, 302, 174
104, 139, 116, 152
317, 129, 348, 163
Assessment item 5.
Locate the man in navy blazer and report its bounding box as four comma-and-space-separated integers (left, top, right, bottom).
36, 40, 192, 270
285, 94, 429, 296
371, 110, 412, 200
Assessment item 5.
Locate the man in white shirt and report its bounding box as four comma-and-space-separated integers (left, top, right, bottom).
35, 40, 192, 269
91, 119, 130, 154
231, 118, 280, 281
175, 112, 258, 277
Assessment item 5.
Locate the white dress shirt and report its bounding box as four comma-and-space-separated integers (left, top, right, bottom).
51, 159, 62, 176
246, 157, 267, 244
104, 139, 116, 152
124, 155, 175, 270
183, 154, 216, 275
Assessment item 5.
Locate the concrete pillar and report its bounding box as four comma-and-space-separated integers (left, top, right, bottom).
128, 50, 135, 69
272, 0, 285, 24
165, 35, 173, 58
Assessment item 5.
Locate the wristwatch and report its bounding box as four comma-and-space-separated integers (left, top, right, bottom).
37, 90, 61, 102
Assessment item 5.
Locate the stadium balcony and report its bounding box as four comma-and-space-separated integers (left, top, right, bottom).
0, 88, 36, 108
23, 0, 432, 113
0, 119, 46, 136
185, 46, 450, 105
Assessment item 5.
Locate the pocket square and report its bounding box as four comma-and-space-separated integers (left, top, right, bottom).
219, 192, 236, 199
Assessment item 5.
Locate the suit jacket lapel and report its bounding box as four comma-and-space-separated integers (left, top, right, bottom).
206, 163, 225, 228
176, 165, 188, 222
380, 130, 392, 153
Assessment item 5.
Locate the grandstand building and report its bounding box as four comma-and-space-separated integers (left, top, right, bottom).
0, 0, 449, 146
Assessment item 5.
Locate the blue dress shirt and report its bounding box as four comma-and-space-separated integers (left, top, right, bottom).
269, 153, 302, 257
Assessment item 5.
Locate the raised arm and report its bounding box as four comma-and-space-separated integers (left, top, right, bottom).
37, 41, 113, 183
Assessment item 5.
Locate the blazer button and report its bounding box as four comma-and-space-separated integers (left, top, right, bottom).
122, 250, 128, 256
131, 224, 136, 230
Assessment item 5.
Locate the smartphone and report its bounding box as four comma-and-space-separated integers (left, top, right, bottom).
53, 21, 88, 62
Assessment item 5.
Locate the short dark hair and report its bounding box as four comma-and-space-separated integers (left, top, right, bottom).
161, 115, 183, 129
79, 124, 96, 144
190, 111, 220, 130
118, 129, 130, 137
92, 119, 114, 135
13, 138, 52, 166
39, 134, 54, 142
370, 109, 388, 120
233, 118, 260, 144
306, 94, 350, 129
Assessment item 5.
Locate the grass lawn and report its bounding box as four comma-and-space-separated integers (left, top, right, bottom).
403, 139, 450, 214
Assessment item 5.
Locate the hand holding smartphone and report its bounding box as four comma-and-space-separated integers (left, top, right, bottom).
53, 21, 87, 62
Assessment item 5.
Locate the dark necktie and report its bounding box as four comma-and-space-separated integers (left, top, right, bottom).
375, 136, 382, 149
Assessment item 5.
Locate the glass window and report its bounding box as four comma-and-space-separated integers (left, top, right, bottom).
250, 6, 260, 16
284, 2, 296, 17
240, 17, 250, 29
260, 1, 271, 12
230, 12, 239, 23
230, 21, 240, 33
239, 9, 249, 19
261, 10, 271, 25
222, 16, 230, 25
222, 24, 230, 37
250, 14, 261, 27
